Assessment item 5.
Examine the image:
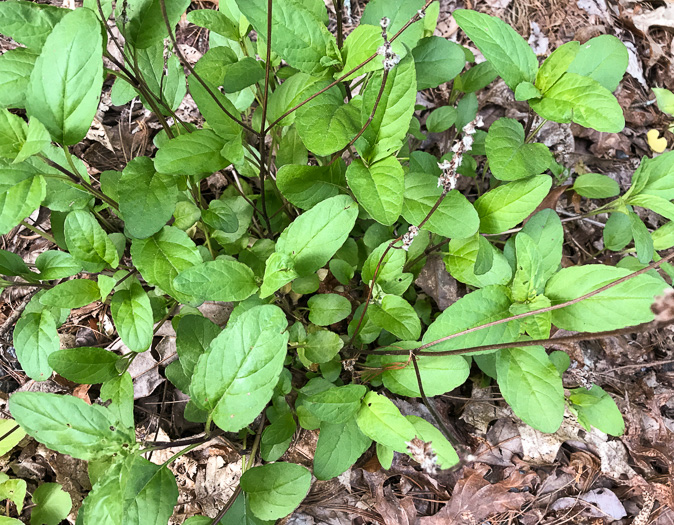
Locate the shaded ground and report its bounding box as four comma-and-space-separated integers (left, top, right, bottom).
1, 0, 674, 523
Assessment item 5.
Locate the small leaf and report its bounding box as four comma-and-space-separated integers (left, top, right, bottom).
567, 35, 628, 92
369, 295, 421, 341
100, 373, 135, 432
0, 47, 38, 108
314, 418, 372, 480
302, 330, 343, 364
0, 174, 46, 236
30, 483, 72, 525
569, 385, 624, 436
64, 210, 119, 272
0, 419, 26, 457
111, 279, 154, 352
48, 347, 119, 384
307, 294, 352, 326
405, 415, 459, 469
426, 106, 458, 133
653, 87, 674, 116
173, 258, 258, 303
201, 200, 239, 233
412, 36, 465, 90
647, 129, 668, 154
0, 249, 31, 277
9, 392, 132, 460
629, 211, 654, 264
445, 235, 513, 288
240, 463, 312, 521
118, 0, 190, 50
0, 474, 27, 516
40, 279, 100, 309
276, 164, 346, 210
0, 109, 27, 160
496, 346, 565, 433
14, 118, 50, 164
26, 8, 103, 145
361, 0, 425, 50
154, 129, 230, 176
573, 173, 620, 198
356, 392, 416, 452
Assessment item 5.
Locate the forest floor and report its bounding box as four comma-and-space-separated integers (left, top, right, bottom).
1, 0, 674, 523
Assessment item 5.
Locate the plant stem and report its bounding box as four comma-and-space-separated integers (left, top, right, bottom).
19, 220, 57, 244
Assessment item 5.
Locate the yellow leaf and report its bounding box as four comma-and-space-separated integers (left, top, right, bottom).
647, 129, 667, 153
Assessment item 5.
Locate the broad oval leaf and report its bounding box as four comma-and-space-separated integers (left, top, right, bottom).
453, 9, 538, 91
412, 36, 465, 91
545, 265, 667, 332
190, 305, 289, 432
131, 226, 203, 303
347, 157, 403, 226
495, 346, 565, 433
9, 392, 132, 460
405, 415, 459, 469
240, 462, 312, 521
361, 0, 425, 50
402, 172, 479, 239
40, 279, 100, 309
13, 310, 59, 381
569, 385, 624, 436
276, 164, 346, 210
0, 174, 46, 235
110, 279, 154, 352
356, 391, 416, 452
474, 175, 552, 234
0, 47, 39, 108
154, 129, 230, 176
445, 236, 513, 288
314, 419, 372, 480
573, 173, 620, 198
304, 384, 367, 424
173, 258, 259, 303
0, 1, 68, 51
307, 294, 352, 326
368, 295, 421, 341
118, 157, 178, 239
48, 347, 119, 384
64, 210, 119, 272
567, 35, 628, 92
26, 7, 103, 145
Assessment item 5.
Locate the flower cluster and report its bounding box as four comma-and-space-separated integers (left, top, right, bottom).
377, 17, 400, 71
437, 116, 483, 193
406, 437, 438, 475
401, 225, 419, 251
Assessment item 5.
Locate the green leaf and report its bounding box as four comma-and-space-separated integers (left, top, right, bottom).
222, 57, 265, 93
402, 173, 480, 239
118, 0, 190, 49
276, 126, 308, 168
14, 310, 59, 381
0, 174, 46, 235
357, 54, 417, 163
453, 9, 538, 91
361, 0, 425, 50
314, 419, 372, 480
412, 36, 465, 90
427, 107, 458, 136
629, 212, 654, 264
405, 415, 459, 469
0, 47, 38, 108
529, 73, 625, 132
135, 41, 186, 113
259, 252, 299, 298
340, 24, 406, 81
633, 152, 674, 200
154, 129, 230, 176
307, 294, 352, 326
567, 35, 628, 92
240, 463, 311, 521
188, 77, 241, 140
0, 109, 27, 160
48, 347, 119, 384
485, 118, 553, 181
569, 385, 624, 436
514, 81, 541, 101
173, 259, 258, 303
653, 87, 674, 116
273, 194, 358, 275
111, 279, 154, 352
118, 156, 178, 239
369, 295, 421, 341
423, 285, 520, 353
356, 391, 416, 452
496, 346, 565, 433
445, 236, 513, 288
0, 419, 26, 457
652, 221, 674, 250
9, 392, 132, 460
361, 241, 407, 293
509, 295, 552, 339
235, 0, 337, 76
511, 233, 545, 302
30, 483, 72, 525
40, 279, 100, 309
266, 72, 324, 127
100, 373, 135, 432
276, 163, 346, 210
0, 1, 67, 51
382, 348, 470, 398
295, 85, 359, 156
25, 8, 103, 145
64, 210, 119, 272
190, 305, 288, 431
455, 61, 498, 93
573, 173, 620, 198
545, 265, 667, 331
377, 443, 393, 469
347, 157, 403, 225
629, 193, 674, 222
304, 384, 366, 424
474, 175, 552, 234
535, 41, 579, 94
0, 474, 26, 516
187, 9, 238, 40
218, 493, 273, 525
302, 330, 343, 364
603, 212, 632, 251
0, 249, 31, 277
202, 200, 239, 233
131, 226, 203, 303
517, 209, 563, 282
174, 315, 220, 380
14, 118, 50, 164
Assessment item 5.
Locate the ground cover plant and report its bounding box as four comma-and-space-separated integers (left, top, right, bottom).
0, 0, 673, 522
